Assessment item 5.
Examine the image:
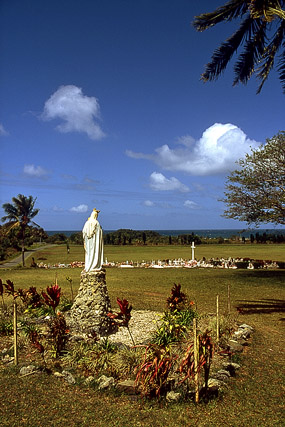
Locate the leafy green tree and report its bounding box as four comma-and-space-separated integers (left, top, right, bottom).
193, 0, 285, 93
47, 233, 67, 244
70, 232, 83, 245
222, 132, 285, 225
1, 194, 40, 266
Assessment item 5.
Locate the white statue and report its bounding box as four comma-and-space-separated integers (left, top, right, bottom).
82, 209, 103, 272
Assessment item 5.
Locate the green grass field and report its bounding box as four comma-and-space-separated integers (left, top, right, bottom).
31, 242, 285, 264
0, 244, 284, 426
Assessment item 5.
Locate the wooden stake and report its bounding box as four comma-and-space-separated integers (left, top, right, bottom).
13, 300, 18, 365
227, 284, 231, 314
193, 318, 199, 404
216, 294, 219, 342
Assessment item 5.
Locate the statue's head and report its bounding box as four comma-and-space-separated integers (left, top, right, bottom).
91, 208, 100, 219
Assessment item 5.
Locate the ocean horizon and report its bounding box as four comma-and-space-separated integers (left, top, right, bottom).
46, 228, 285, 239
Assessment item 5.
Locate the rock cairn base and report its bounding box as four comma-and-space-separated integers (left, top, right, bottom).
68, 269, 113, 336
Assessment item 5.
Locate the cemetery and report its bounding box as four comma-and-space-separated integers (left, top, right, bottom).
0, 210, 284, 425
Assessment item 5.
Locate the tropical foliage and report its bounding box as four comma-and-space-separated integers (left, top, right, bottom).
222, 132, 285, 225
193, 0, 285, 93
1, 194, 40, 265
42, 284, 61, 313
104, 229, 202, 246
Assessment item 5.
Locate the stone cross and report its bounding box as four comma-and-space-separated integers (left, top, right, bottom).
191, 241, 196, 261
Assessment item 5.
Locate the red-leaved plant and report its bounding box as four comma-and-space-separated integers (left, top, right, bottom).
135, 344, 177, 398
41, 284, 69, 357
107, 297, 134, 345
108, 298, 132, 326
167, 283, 188, 312
178, 330, 214, 397
42, 284, 61, 313
17, 287, 43, 309
3, 279, 17, 298
47, 312, 69, 357
199, 330, 214, 392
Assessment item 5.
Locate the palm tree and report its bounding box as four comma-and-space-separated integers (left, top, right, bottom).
193, 0, 285, 93
2, 194, 40, 266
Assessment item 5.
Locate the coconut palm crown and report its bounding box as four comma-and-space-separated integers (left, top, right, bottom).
193, 0, 285, 93
2, 194, 40, 266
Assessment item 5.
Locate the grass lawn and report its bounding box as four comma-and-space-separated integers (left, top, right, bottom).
30, 242, 285, 264
0, 244, 284, 426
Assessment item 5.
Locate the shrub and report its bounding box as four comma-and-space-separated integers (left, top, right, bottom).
135, 344, 177, 397
63, 340, 119, 378
152, 309, 196, 347
47, 313, 69, 357
114, 346, 144, 379
42, 284, 61, 314
0, 315, 13, 335
59, 296, 73, 312
17, 287, 43, 309
166, 283, 188, 312
178, 329, 214, 394
153, 284, 197, 348
108, 297, 134, 345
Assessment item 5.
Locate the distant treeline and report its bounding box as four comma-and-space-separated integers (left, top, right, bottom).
102, 229, 202, 245
45, 229, 202, 246
46, 229, 285, 246
249, 232, 285, 244
1, 225, 284, 261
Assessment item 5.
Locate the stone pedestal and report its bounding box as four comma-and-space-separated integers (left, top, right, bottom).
68, 269, 113, 336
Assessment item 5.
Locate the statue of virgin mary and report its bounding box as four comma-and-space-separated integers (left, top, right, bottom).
82, 209, 103, 272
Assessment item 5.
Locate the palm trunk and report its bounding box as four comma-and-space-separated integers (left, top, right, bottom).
22, 243, 25, 267
21, 225, 25, 267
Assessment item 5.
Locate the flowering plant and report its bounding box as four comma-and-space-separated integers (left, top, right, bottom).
166, 283, 188, 312
42, 284, 61, 313
108, 297, 132, 327
108, 297, 134, 345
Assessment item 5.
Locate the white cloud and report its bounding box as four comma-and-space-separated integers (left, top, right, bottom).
149, 172, 189, 192
127, 123, 260, 175
41, 85, 105, 140
125, 149, 153, 160
70, 204, 88, 213
53, 205, 65, 212
175, 135, 195, 147
184, 200, 198, 209
23, 164, 49, 178
144, 200, 154, 207
0, 123, 9, 136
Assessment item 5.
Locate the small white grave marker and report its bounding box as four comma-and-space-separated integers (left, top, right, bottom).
191, 241, 196, 260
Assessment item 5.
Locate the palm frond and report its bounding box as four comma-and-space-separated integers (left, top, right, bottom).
249, 0, 285, 21
193, 0, 248, 31
256, 20, 285, 92
2, 194, 39, 225
202, 15, 254, 81
233, 19, 266, 85
1, 204, 19, 222
277, 44, 285, 93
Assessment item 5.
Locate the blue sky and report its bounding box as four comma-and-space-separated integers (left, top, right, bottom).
0, 0, 284, 231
